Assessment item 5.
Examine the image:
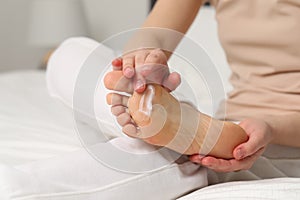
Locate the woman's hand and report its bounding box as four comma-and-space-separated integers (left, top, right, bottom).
105, 49, 181, 140
189, 118, 274, 172
112, 48, 181, 93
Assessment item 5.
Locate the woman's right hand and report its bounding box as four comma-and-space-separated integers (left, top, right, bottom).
111, 48, 181, 93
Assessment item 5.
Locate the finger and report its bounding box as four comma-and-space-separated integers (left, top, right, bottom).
138, 63, 169, 85
162, 72, 181, 91
200, 157, 239, 172
104, 71, 133, 93
205, 148, 265, 172
111, 105, 126, 116
138, 63, 181, 92
233, 134, 264, 160
230, 147, 265, 171
133, 52, 151, 93
200, 156, 243, 172
201, 156, 219, 167
106, 93, 129, 106
133, 70, 146, 93
189, 154, 205, 164
135, 51, 150, 68
122, 56, 135, 78
144, 49, 167, 64
112, 58, 123, 71
117, 112, 132, 126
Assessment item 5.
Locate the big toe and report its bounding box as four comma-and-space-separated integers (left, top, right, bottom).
104, 71, 133, 93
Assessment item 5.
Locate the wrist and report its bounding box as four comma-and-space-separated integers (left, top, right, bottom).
262, 117, 277, 144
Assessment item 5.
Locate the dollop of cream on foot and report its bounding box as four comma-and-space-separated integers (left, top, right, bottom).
138, 85, 155, 117
129, 85, 156, 126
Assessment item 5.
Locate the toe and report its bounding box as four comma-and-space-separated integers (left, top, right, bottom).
144, 49, 167, 64
122, 124, 138, 137
117, 112, 131, 126
111, 105, 126, 116
112, 58, 123, 70
104, 71, 133, 93
106, 93, 129, 106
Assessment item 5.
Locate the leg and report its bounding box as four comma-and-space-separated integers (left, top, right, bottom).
46, 37, 123, 139
44, 38, 208, 199
105, 72, 248, 158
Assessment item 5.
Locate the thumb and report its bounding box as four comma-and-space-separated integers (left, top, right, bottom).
233, 135, 262, 160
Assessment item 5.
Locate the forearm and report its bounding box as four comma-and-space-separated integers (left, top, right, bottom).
264, 113, 300, 147
124, 0, 203, 57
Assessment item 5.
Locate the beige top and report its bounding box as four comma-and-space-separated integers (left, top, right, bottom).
211, 0, 300, 121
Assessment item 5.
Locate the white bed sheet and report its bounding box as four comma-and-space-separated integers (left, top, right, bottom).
179, 177, 300, 200
1, 67, 300, 200
0, 70, 82, 166
1, 70, 299, 200
0, 70, 207, 200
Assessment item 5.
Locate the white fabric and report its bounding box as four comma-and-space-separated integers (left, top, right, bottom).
0, 71, 82, 166
178, 178, 300, 200
183, 7, 300, 184
46, 37, 121, 139
1, 6, 300, 197
0, 38, 208, 199
40, 36, 300, 199
206, 144, 300, 185
0, 139, 207, 200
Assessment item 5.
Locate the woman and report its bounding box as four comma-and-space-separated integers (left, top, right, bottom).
104, 0, 300, 181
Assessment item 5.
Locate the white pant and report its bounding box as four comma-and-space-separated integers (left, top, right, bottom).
46, 37, 300, 198
46, 37, 208, 199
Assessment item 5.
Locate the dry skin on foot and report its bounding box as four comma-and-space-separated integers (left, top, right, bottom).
127, 84, 248, 158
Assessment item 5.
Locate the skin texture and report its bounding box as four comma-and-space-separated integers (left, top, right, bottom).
112, 0, 203, 92
105, 76, 249, 158
112, 49, 181, 93
190, 119, 272, 172
107, 56, 272, 172
107, 60, 300, 172
108, 0, 300, 172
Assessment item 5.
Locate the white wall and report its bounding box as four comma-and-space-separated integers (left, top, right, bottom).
0, 0, 42, 71
84, 0, 149, 41
0, 0, 149, 72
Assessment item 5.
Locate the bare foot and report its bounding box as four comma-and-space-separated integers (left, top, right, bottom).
104, 72, 248, 158
126, 84, 200, 155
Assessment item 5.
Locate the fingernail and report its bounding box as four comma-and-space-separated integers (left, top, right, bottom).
125, 68, 134, 77
237, 149, 244, 159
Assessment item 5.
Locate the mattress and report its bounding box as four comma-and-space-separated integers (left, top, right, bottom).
1, 70, 300, 200
0, 70, 207, 200
0, 70, 82, 166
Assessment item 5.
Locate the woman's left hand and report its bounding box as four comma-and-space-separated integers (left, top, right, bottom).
189, 118, 274, 172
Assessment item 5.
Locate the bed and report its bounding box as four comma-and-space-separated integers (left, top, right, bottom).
1, 70, 299, 200
1, 7, 300, 200
1, 70, 300, 200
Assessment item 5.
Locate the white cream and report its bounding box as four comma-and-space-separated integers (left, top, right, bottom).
138, 85, 155, 116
